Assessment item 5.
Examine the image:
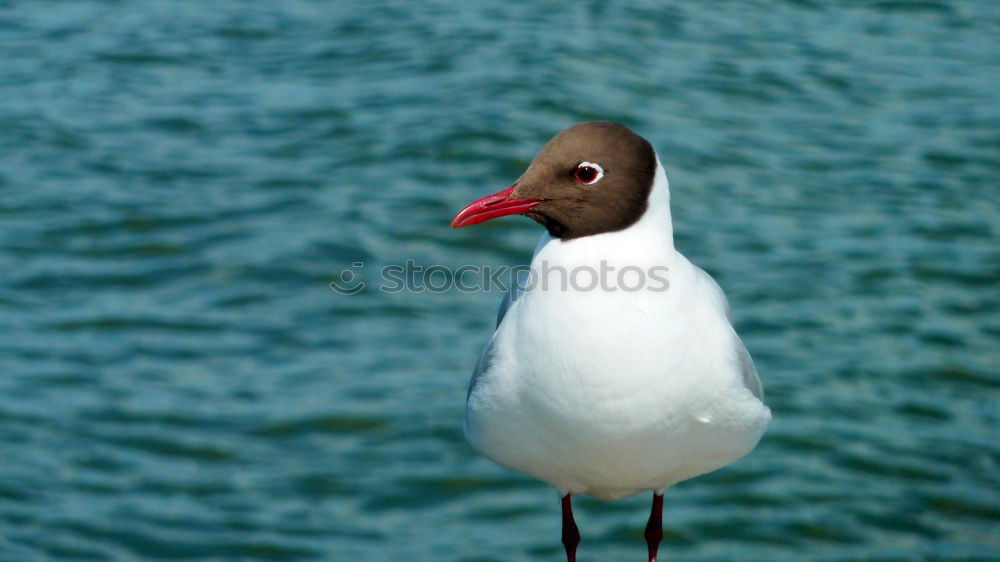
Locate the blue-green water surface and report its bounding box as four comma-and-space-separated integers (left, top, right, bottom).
1, 1, 998, 560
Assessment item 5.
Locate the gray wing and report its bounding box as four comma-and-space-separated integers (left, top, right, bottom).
693, 265, 764, 401
692, 264, 732, 322
734, 334, 764, 401
494, 233, 551, 326
466, 335, 496, 400
469, 267, 531, 400
495, 267, 530, 327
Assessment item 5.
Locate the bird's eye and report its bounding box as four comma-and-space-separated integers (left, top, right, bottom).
573, 162, 604, 185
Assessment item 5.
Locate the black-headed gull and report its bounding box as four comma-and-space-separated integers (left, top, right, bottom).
452, 122, 770, 562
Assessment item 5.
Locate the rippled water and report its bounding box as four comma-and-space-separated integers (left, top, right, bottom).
2, 1, 998, 560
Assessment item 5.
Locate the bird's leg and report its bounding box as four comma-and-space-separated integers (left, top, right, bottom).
561, 493, 580, 562
644, 492, 664, 562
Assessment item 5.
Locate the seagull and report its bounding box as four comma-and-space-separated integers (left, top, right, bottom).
451, 122, 770, 561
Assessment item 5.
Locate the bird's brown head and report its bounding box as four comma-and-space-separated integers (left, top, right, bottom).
451, 121, 657, 240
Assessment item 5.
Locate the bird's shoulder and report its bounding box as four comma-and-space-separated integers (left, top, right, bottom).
683, 258, 764, 402
494, 233, 553, 328
684, 259, 732, 322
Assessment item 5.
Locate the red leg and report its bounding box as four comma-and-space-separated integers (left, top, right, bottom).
561, 494, 580, 562
644, 492, 664, 562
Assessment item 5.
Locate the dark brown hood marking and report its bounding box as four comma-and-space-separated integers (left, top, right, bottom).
511, 121, 657, 240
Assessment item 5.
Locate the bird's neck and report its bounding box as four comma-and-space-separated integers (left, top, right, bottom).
632, 157, 674, 251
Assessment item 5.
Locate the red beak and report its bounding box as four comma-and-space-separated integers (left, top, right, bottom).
451, 185, 542, 228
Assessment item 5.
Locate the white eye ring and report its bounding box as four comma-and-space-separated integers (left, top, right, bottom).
574, 162, 605, 185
